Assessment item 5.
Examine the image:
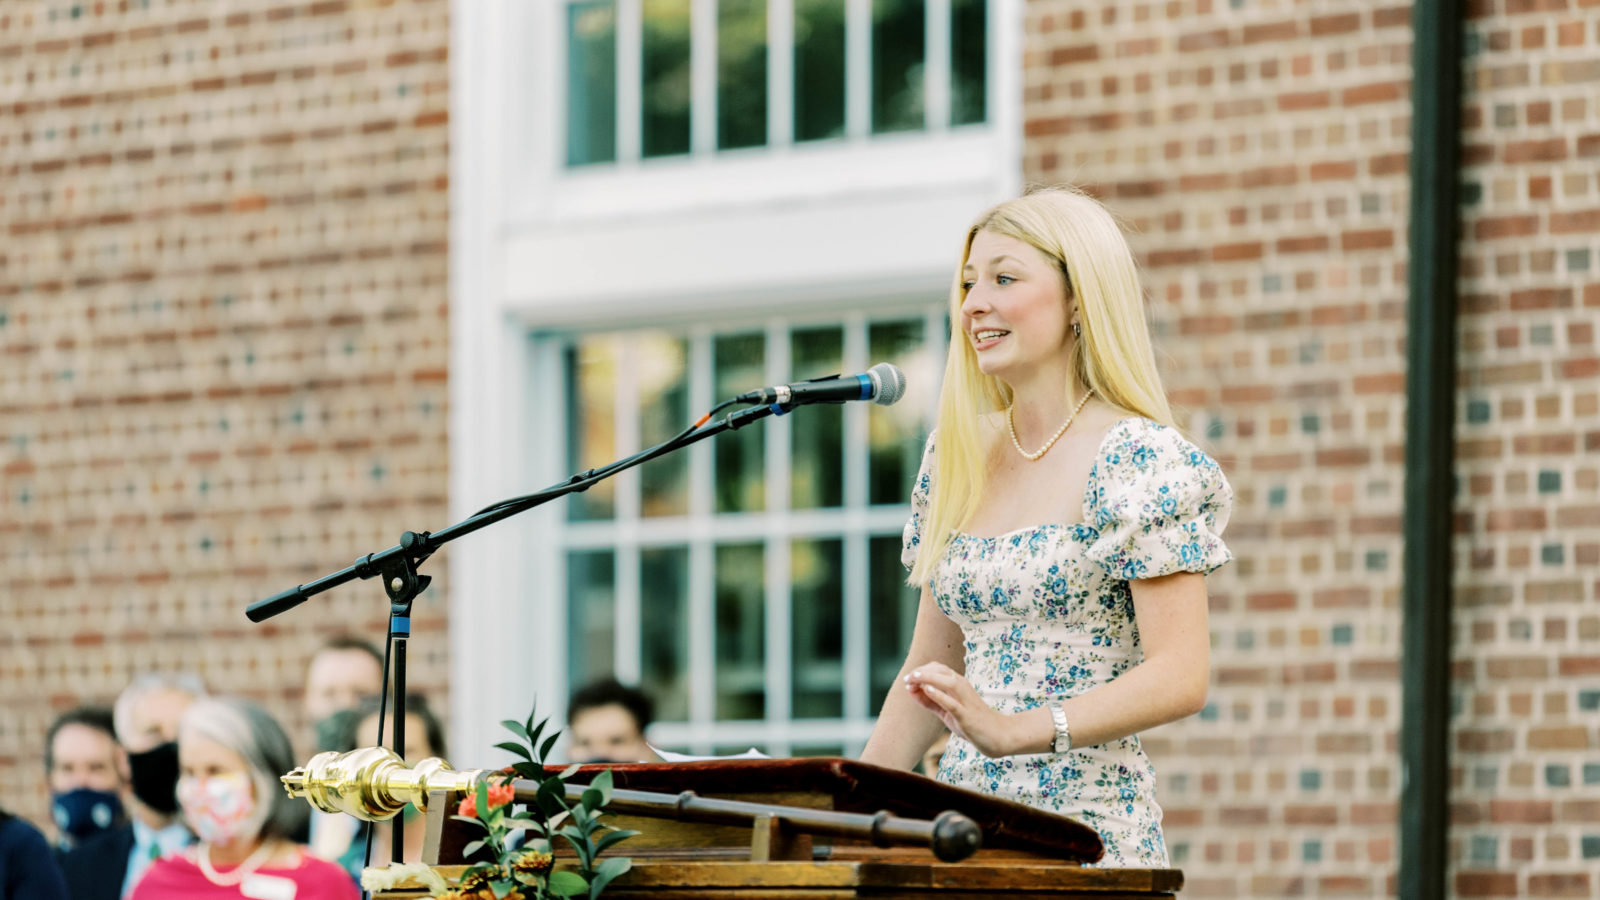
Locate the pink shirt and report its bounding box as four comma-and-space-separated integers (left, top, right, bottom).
129, 849, 358, 900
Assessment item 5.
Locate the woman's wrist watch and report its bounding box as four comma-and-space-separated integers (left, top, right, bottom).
1047, 702, 1073, 753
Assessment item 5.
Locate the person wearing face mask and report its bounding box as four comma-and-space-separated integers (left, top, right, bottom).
129, 696, 355, 900
45, 707, 126, 853
61, 673, 206, 900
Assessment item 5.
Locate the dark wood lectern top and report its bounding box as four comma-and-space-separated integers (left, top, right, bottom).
546, 756, 1104, 864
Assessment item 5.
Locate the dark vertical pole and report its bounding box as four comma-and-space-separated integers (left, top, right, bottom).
1401, 3, 1462, 900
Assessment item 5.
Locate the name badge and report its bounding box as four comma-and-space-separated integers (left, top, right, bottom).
240, 873, 298, 900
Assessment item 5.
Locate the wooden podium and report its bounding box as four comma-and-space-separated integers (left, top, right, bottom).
384, 757, 1184, 899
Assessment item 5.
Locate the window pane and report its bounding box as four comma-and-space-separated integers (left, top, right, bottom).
790, 327, 844, 510
868, 319, 928, 504
566, 337, 620, 521
713, 333, 766, 513
869, 535, 919, 706
791, 538, 844, 718
871, 0, 925, 134
715, 542, 766, 720
642, 0, 692, 158
949, 0, 987, 126
718, 0, 768, 150
567, 550, 617, 688
639, 336, 690, 517
567, 1, 618, 165
794, 0, 846, 142
641, 546, 690, 721
793, 743, 846, 757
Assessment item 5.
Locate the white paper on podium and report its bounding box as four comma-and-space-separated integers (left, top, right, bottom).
649, 744, 770, 763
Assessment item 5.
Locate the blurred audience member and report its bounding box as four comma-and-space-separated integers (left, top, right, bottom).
317, 694, 447, 878
567, 679, 656, 764
129, 696, 355, 900
303, 636, 384, 753
61, 673, 205, 900
46, 706, 126, 852
2, 806, 71, 900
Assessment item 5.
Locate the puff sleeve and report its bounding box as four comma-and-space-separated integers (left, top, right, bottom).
1084, 419, 1233, 580
901, 434, 937, 571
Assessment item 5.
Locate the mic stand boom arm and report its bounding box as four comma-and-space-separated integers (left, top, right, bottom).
245, 402, 779, 624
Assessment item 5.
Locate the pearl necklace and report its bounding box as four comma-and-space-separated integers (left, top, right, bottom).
1007, 390, 1094, 461
195, 839, 279, 887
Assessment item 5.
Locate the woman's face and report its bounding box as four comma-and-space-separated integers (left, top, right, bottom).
179, 732, 252, 787
959, 230, 1073, 385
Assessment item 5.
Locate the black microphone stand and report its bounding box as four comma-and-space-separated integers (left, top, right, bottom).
245, 400, 784, 864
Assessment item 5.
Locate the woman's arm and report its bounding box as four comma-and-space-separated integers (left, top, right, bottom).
903, 570, 1210, 756
858, 585, 967, 770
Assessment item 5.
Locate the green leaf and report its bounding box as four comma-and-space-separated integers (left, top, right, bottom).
540, 730, 561, 760
523, 699, 539, 737
527, 719, 549, 757
462, 838, 487, 857
474, 780, 492, 824
490, 877, 515, 899
450, 815, 489, 833
495, 741, 534, 761
588, 857, 633, 898
548, 871, 589, 897
580, 788, 604, 812
593, 828, 639, 855
558, 764, 583, 780
590, 769, 614, 805
501, 719, 532, 743
511, 761, 544, 781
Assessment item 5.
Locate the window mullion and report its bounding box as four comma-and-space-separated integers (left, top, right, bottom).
690, 0, 717, 154
765, 320, 793, 738
768, 0, 795, 148
614, 334, 643, 683
926, 0, 951, 131
842, 314, 870, 720
617, 0, 643, 162
687, 330, 716, 738
844, 0, 870, 139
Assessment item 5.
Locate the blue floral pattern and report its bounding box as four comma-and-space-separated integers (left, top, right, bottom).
902, 417, 1232, 866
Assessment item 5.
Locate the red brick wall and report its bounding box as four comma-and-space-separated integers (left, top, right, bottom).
0, 0, 451, 828
1027, 1, 1598, 898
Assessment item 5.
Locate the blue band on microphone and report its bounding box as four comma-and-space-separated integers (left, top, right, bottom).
391, 616, 412, 635
855, 373, 871, 400
769, 403, 790, 416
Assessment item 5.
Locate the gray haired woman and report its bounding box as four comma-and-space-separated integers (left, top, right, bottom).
129, 696, 357, 899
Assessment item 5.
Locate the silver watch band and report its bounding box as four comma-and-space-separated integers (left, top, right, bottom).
1047, 702, 1072, 753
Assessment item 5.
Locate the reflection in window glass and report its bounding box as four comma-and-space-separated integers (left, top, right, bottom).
793, 0, 846, 142
790, 327, 844, 510
567, 1, 617, 165
566, 337, 620, 521
640, 547, 690, 720
639, 337, 690, 516
791, 539, 844, 718
869, 535, 920, 705
950, 0, 987, 126
871, 0, 925, 134
713, 334, 766, 513
717, 0, 768, 150
868, 319, 928, 504
567, 550, 617, 689
642, 0, 692, 158
715, 543, 766, 720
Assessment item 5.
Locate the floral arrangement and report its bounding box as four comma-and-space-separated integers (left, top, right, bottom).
361, 703, 636, 900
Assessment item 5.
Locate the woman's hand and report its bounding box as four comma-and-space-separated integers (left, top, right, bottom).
904, 662, 1045, 758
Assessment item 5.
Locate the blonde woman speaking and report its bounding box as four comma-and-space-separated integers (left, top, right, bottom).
861, 187, 1234, 867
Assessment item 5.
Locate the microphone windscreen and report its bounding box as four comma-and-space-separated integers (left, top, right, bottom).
868, 362, 907, 406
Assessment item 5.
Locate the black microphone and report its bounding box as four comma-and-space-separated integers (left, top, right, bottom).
736, 362, 906, 409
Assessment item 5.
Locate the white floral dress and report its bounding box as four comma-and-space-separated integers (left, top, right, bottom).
902, 417, 1233, 867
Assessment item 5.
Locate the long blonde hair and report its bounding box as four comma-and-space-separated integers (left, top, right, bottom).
909, 186, 1175, 586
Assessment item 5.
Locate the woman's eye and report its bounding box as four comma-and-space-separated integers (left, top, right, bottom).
960, 280, 975, 292
996, 274, 1015, 285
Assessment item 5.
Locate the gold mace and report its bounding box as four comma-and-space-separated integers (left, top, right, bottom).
281, 746, 487, 821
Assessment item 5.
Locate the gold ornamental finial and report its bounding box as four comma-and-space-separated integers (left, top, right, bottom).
281, 746, 486, 822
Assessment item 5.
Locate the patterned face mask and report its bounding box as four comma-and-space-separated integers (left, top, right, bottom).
177, 772, 258, 844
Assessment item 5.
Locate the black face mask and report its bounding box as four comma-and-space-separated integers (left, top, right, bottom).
126, 741, 181, 815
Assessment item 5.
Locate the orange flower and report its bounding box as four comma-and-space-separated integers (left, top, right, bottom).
456, 781, 517, 818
